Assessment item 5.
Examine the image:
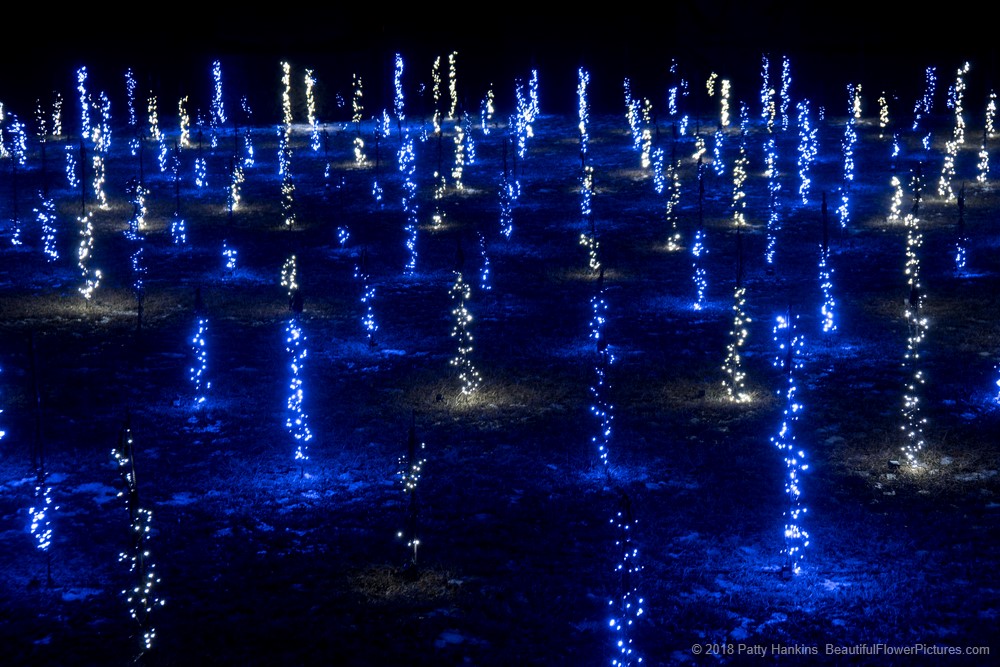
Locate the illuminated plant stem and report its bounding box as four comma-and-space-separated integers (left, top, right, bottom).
112, 415, 164, 657
29, 331, 55, 586
938, 62, 970, 201
819, 193, 837, 333
771, 308, 809, 576
449, 245, 481, 395
763, 135, 780, 268
954, 185, 967, 275
900, 196, 928, 465
721, 228, 751, 402
609, 488, 643, 667
691, 157, 708, 310
356, 247, 378, 349
397, 413, 426, 574
285, 303, 312, 467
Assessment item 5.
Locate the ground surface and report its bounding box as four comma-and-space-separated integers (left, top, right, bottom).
0, 75, 999, 667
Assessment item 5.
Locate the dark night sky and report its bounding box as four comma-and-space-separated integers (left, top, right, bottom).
2, 9, 996, 122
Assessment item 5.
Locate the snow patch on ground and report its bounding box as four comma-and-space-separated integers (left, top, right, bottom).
71, 483, 118, 505
162, 492, 198, 506
61, 587, 103, 601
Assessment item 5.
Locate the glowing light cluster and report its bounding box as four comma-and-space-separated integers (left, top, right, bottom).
280, 62, 296, 226
305, 69, 320, 152
624, 79, 641, 150
52, 93, 63, 138
8, 113, 27, 166
691, 231, 708, 310
355, 249, 377, 349
731, 134, 748, 230
284, 317, 312, 461
796, 100, 817, 204
190, 317, 210, 405
578, 68, 590, 162
125, 182, 147, 315
764, 137, 781, 266
578, 166, 600, 272
394, 54, 405, 133
228, 158, 245, 214
194, 131, 207, 188
171, 152, 187, 244
222, 241, 237, 275
912, 66, 937, 132
281, 255, 299, 301
112, 420, 164, 654
888, 175, 903, 223
721, 238, 751, 403
938, 62, 970, 201
692, 160, 708, 310
609, 493, 643, 667
146, 94, 161, 146
639, 99, 653, 169
819, 195, 837, 333
878, 93, 889, 138
178, 96, 191, 148
900, 211, 928, 466
977, 129, 990, 184
451, 115, 466, 190
691, 134, 706, 163
760, 54, 776, 131
449, 270, 481, 395
35, 193, 58, 262
77, 211, 101, 298
477, 232, 491, 292
122, 69, 138, 156
0, 104, 8, 160
28, 478, 57, 553
589, 270, 613, 467
987, 91, 997, 137
711, 128, 726, 177
447, 51, 459, 121
528, 69, 540, 123
431, 57, 443, 136
780, 56, 792, 130
480, 87, 494, 134
463, 110, 476, 165
770, 313, 809, 574
35, 100, 47, 143
153, 110, 168, 173
124, 179, 147, 241
352, 73, 366, 166
513, 72, 537, 160
838, 86, 858, 228
652, 148, 665, 194
498, 142, 517, 240
719, 79, 731, 128
90, 93, 112, 210
668, 60, 681, 117
396, 421, 426, 567
77, 67, 90, 140
850, 83, 862, 119
210, 60, 225, 148
955, 186, 967, 274
431, 153, 447, 230
130, 244, 147, 305
398, 132, 419, 274
663, 145, 682, 251
241, 97, 255, 167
